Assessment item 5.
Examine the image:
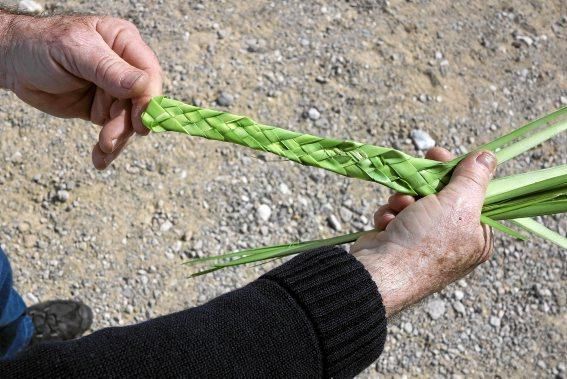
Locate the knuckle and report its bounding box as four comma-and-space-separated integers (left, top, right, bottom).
115, 19, 140, 36
95, 55, 120, 81
55, 23, 90, 48
122, 20, 138, 31
460, 170, 485, 190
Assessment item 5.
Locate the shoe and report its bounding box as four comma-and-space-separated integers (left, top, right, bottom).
27, 300, 93, 344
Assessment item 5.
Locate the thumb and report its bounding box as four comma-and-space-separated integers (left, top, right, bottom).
439, 151, 497, 210
77, 42, 149, 99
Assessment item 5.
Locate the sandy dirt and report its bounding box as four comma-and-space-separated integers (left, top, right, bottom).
0, 0, 565, 377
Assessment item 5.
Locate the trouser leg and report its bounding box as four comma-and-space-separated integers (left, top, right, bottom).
0, 247, 34, 359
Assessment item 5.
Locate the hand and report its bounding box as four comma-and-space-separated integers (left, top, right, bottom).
351, 148, 496, 317
0, 14, 162, 169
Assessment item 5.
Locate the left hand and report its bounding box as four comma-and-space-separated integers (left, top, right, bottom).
351, 147, 495, 317
1, 14, 162, 169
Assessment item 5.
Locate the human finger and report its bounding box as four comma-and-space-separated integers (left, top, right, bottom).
98, 99, 132, 154
90, 88, 113, 126
374, 205, 397, 230
425, 147, 454, 162
95, 17, 162, 134
440, 151, 497, 212
387, 194, 415, 213
92, 134, 132, 170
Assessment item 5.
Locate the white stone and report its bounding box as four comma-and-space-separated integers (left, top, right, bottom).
515, 35, 533, 46
257, 204, 272, 221
160, 220, 173, 232
172, 241, 182, 252
327, 214, 342, 231
278, 183, 290, 195
425, 299, 446, 320
19, 0, 43, 13
308, 108, 321, 120
410, 130, 436, 150
217, 92, 234, 107
490, 316, 501, 328
453, 301, 466, 315
454, 290, 464, 300
10, 151, 22, 163
56, 190, 70, 202
25, 292, 39, 305
339, 207, 353, 222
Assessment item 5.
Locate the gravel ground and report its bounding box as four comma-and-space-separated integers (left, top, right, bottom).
1, 0, 566, 377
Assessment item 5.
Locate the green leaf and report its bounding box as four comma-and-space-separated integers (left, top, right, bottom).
187, 231, 367, 272
468, 106, 567, 155
485, 165, 567, 204
480, 215, 526, 240
483, 186, 566, 215
494, 119, 567, 163
490, 199, 567, 220
184, 243, 288, 266
143, 97, 566, 276
511, 218, 567, 249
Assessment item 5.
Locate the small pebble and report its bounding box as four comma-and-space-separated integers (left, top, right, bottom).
426, 299, 446, 320
56, 190, 70, 203
410, 130, 436, 150
454, 290, 464, 300
489, 316, 501, 328
10, 151, 23, 163
19, 0, 43, 13
339, 207, 353, 222
453, 301, 466, 315
257, 204, 272, 221
278, 183, 290, 195
217, 92, 234, 107
515, 35, 533, 46
25, 292, 39, 305
327, 214, 342, 231
160, 220, 173, 232
181, 230, 193, 242
307, 108, 321, 120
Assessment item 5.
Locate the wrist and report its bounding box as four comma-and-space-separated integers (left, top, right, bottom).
0, 11, 17, 89
353, 243, 443, 318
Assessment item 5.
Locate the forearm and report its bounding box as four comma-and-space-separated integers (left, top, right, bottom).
0, 7, 18, 89
1, 248, 387, 378
353, 237, 483, 318
354, 244, 437, 318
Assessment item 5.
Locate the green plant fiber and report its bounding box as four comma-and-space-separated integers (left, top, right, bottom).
141, 96, 566, 275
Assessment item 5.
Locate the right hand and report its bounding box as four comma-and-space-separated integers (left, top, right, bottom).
1, 14, 162, 169
351, 148, 496, 317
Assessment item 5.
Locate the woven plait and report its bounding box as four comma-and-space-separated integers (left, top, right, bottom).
142, 96, 456, 196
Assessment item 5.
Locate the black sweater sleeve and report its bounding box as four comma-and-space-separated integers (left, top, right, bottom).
1, 247, 387, 378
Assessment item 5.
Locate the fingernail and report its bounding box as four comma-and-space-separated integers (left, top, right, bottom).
121, 71, 143, 89
111, 138, 118, 151
476, 151, 497, 172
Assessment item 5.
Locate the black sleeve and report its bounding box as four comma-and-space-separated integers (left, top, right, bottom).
1, 247, 387, 378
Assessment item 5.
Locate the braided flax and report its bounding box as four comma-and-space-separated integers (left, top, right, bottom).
141, 96, 455, 196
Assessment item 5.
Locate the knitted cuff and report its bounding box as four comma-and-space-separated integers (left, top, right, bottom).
261, 247, 387, 378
